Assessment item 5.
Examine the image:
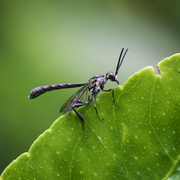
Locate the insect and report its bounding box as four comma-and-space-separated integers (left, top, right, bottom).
28, 48, 128, 135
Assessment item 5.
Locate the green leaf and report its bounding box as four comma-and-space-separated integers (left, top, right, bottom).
1, 53, 180, 180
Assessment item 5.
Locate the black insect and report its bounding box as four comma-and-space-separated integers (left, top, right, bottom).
28, 48, 128, 135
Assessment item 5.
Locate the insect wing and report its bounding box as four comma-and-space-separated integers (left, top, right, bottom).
60, 83, 89, 114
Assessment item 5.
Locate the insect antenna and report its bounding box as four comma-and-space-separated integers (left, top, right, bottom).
115, 48, 128, 75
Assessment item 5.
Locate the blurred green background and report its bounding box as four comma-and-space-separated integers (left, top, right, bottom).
0, 0, 180, 174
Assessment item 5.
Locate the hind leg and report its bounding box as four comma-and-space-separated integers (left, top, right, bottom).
71, 94, 93, 135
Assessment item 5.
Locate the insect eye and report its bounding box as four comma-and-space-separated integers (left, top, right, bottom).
106, 72, 115, 80
109, 72, 114, 78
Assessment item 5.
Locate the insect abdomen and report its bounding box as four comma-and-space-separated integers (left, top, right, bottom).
28, 83, 86, 99
28, 85, 56, 99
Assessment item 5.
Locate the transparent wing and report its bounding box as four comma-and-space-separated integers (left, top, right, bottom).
60, 83, 89, 114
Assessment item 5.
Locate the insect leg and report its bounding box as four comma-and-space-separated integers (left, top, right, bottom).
72, 106, 87, 135
71, 94, 93, 135
94, 93, 104, 121
102, 89, 118, 107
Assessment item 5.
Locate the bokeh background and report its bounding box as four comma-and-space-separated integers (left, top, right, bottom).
0, 0, 180, 173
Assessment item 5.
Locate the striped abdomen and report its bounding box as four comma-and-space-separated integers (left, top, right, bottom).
28, 83, 86, 99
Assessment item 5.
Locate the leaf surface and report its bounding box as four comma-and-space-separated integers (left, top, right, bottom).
1, 54, 180, 180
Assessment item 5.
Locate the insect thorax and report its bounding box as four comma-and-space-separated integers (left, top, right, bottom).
88, 74, 107, 94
